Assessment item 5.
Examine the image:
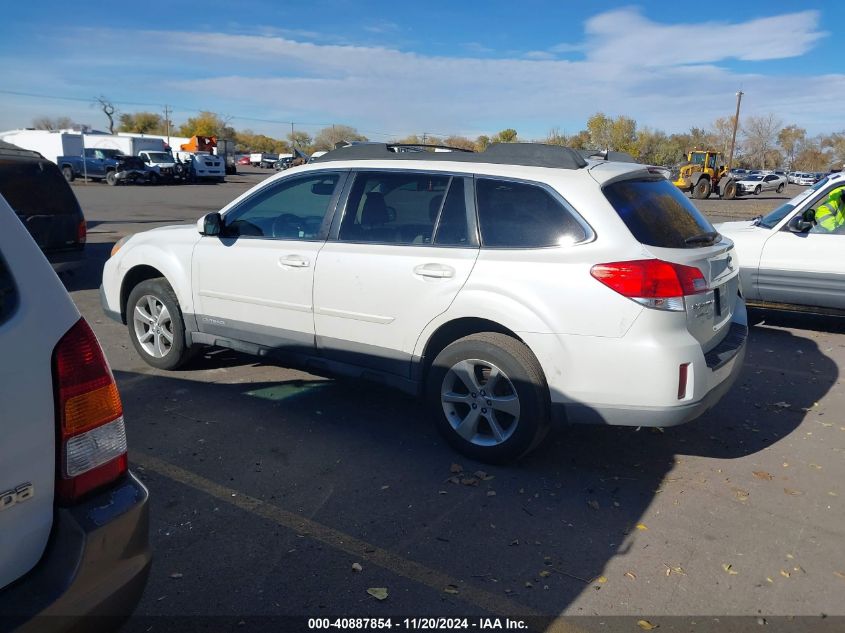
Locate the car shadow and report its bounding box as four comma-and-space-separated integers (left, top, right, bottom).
112, 321, 835, 622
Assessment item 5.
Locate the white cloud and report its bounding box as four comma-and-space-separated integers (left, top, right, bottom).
0, 9, 839, 138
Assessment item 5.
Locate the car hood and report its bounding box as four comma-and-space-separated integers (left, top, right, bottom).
715, 220, 758, 234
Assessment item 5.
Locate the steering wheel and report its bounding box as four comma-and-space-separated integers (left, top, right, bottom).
271, 213, 303, 238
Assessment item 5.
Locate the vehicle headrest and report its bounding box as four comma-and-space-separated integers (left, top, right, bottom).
361, 192, 388, 225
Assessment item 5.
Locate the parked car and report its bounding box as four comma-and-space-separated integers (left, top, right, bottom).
718, 173, 845, 311
0, 193, 150, 627
796, 172, 816, 186
58, 148, 121, 185
0, 140, 86, 271
113, 154, 151, 185
735, 173, 786, 195
101, 143, 747, 462
139, 150, 178, 183
237, 155, 251, 166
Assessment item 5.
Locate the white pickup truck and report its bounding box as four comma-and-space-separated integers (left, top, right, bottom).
173, 150, 226, 182
138, 150, 178, 183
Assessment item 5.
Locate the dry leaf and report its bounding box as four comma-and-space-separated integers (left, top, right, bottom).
587, 499, 600, 511
637, 620, 658, 631
367, 587, 388, 601
625, 571, 637, 580
753, 471, 773, 481
780, 569, 791, 578
596, 575, 607, 584
722, 563, 739, 575
510, 539, 519, 546
766, 577, 774, 583
380, 485, 390, 490
473, 470, 494, 480
783, 488, 803, 496
525, 581, 533, 588
444, 584, 459, 595
486, 490, 496, 497
833, 571, 845, 581
635, 523, 648, 531
733, 488, 750, 501
460, 477, 479, 486
539, 570, 552, 578
450, 463, 463, 473
352, 563, 363, 572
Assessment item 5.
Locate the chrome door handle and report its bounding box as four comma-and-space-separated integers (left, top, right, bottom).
414, 263, 455, 278
279, 255, 309, 268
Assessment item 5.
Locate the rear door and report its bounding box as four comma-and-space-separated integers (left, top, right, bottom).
0, 157, 84, 256
0, 195, 79, 589
313, 170, 479, 377
603, 176, 741, 352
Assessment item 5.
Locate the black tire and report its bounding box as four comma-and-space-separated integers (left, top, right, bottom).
126, 278, 194, 370
148, 172, 160, 186
721, 181, 737, 200
61, 166, 74, 182
777, 183, 785, 193
693, 178, 712, 199
426, 333, 550, 463
754, 185, 761, 195
105, 170, 117, 186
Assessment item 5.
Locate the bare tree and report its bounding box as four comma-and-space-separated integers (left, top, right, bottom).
32, 116, 77, 130
743, 114, 782, 169
96, 96, 117, 134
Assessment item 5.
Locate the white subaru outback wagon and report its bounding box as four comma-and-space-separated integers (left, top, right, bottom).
101, 143, 747, 462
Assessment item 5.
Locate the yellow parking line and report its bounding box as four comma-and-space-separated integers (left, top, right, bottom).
133, 453, 583, 631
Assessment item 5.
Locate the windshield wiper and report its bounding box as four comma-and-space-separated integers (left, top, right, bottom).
751, 215, 763, 226
684, 231, 719, 245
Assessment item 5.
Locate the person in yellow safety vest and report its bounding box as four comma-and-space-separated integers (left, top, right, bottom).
815, 186, 845, 232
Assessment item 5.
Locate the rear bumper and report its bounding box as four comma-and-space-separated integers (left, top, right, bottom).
0, 471, 151, 633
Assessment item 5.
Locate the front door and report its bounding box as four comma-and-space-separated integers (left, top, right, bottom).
192, 170, 344, 352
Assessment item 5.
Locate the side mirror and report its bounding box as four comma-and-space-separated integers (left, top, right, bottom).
787, 214, 813, 233
198, 212, 222, 236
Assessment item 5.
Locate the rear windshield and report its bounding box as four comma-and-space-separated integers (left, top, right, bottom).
603, 177, 718, 249
0, 158, 82, 217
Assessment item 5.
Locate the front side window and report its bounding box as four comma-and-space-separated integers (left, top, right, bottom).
476, 178, 587, 248
338, 171, 470, 245
223, 172, 340, 239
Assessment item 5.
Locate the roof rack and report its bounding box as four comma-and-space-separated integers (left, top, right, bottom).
577, 149, 637, 163
313, 142, 589, 170
0, 140, 43, 160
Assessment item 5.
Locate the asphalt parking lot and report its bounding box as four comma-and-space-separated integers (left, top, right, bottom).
63, 174, 845, 631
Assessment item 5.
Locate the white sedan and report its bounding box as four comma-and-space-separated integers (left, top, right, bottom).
735, 173, 786, 195
717, 172, 845, 311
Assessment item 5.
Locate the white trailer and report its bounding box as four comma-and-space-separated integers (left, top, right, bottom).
0, 129, 83, 164
117, 133, 191, 152
84, 134, 166, 156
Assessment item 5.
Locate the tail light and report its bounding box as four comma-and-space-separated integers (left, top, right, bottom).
77, 219, 87, 244
53, 318, 127, 504
591, 259, 707, 311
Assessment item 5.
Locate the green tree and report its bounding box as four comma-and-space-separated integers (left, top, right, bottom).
312, 125, 368, 151
118, 112, 166, 134
474, 135, 491, 151
778, 125, 806, 170
492, 128, 518, 143
178, 111, 236, 138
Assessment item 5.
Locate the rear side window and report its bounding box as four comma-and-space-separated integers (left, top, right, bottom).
476, 178, 587, 248
0, 159, 82, 217
603, 178, 717, 249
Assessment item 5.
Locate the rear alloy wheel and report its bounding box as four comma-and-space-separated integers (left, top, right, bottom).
693, 178, 712, 199
62, 166, 74, 182
127, 278, 194, 370
427, 333, 550, 463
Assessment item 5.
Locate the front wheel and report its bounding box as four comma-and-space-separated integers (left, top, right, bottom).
755, 185, 762, 195
693, 178, 712, 199
62, 166, 74, 182
427, 333, 550, 463
127, 278, 194, 370
105, 171, 117, 186
721, 181, 737, 200
777, 183, 785, 193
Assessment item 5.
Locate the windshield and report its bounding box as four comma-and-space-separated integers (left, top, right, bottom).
145, 152, 172, 162
758, 176, 832, 228
744, 175, 763, 181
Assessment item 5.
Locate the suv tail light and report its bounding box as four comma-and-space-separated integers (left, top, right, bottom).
77, 219, 87, 244
590, 259, 707, 311
53, 318, 127, 504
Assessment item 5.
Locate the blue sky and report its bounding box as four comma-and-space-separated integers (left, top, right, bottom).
1, 1, 843, 140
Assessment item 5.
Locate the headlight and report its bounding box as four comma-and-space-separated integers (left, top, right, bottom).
110, 235, 132, 257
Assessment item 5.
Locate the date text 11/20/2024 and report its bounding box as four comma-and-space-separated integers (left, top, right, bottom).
307, 618, 529, 630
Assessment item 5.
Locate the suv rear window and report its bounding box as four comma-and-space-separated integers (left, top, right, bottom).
603, 178, 718, 248
476, 178, 587, 248
0, 158, 82, 217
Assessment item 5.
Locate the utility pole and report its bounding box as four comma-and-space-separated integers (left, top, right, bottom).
422, 132, 427, 145
727, 90, 743, 171
163, 105, 172, 146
